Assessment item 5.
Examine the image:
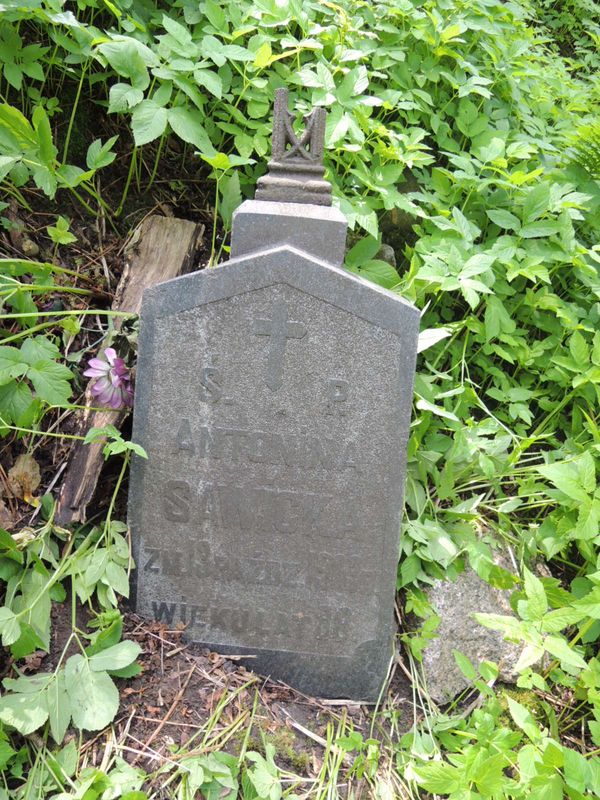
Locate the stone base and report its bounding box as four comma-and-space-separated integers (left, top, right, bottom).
230, 200, 347, 267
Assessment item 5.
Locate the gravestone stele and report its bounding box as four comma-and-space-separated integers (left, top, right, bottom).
128, 88, 420, 700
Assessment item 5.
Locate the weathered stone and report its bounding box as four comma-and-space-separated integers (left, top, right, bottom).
422, 560, 522, 703
376, 244, 397, 269
255, 88, 331, 206
231, 200, 347, 266
129, 89, 420, 701
129, 242, 419, 700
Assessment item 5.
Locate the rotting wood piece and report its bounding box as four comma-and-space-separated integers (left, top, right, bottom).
55, 215, 204, 526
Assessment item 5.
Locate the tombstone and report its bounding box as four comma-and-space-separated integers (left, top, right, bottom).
128, 89, 420, 700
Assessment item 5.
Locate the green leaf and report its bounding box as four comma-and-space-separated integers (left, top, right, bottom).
194, 69, 222, 99
86, 136, 118, 170
414, 761, 462, 793
519, 220, 562, 238
97, 40, 152, 89
417, 327, 451, 353
64, 654, 119, 731
522, 183, 550, 222
0, 692, 49, 735
523, 567, 548, 619
32, 105, 57, 166
219, 171, 241, 226
47, 215, 77, 245
88, 640, 141, 672
167, 106, 215, 154
0, 607, 21, 646
453, 649, 477, 680
27, 359, 73, 406
108, 83, 144, 113
347, 259, 399, 289
131, 100, 168, 146
46, 671, 71, 743
486, 209, 521, 231
537, 459, 590, 503
253, 42, 272, 68
543, 635, 587, 669
506, 696, 541, 742
0, 347, 27, 384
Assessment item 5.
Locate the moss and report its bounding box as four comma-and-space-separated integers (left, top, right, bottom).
243, 724, 311, 773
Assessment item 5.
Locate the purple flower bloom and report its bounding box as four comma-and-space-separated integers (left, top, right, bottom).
83, 347, 133, 410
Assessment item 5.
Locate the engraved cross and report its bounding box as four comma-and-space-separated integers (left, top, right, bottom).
253, 301, 307, 391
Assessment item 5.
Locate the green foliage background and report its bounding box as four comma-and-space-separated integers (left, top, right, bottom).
0, 0, 599, 797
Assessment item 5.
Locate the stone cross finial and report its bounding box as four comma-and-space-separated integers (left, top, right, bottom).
255, 88, 332, 206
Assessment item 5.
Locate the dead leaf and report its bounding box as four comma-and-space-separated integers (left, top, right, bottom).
7, 453, 41, 505
0, 499, 15, 531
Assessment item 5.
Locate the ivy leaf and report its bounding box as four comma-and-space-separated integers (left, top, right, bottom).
65, 654, 119, 731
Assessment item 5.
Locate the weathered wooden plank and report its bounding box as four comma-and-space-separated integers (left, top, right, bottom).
55, 215, 203, 525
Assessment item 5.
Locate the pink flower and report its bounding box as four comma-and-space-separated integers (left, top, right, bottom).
83, 347, 133, 410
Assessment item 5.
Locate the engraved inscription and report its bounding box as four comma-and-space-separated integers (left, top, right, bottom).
173, 424, 358, 471
151, 599, 353, 649
325, 379, 349, 416
199, 366, 222, 403
253, 300, 306, 391
162, 480, 191, 522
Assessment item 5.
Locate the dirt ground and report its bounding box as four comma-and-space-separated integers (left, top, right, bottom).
42, 601, 415, 778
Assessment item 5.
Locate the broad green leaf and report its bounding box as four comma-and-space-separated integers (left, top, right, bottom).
131, 100, 168, 146
519, 220, 561, 238
506, 696, 541, 742
0, 607, 20, 646
46, 671, 70, 743
453, 650, 476, 680
194, 69, 222, 99
347, 259, 399, 288
537, 459, 590, 503
219, 170, 241, 226
168, 106, 215, 154
417, 327, 451, 353
88, 640, 141, 672
27, 359, 73, 405
108, 83, 144, 113
522, 183, 550, 222
65, 654, 119, 731
253, 42, 272, 68
544, 635, 587, 669
97, 40, 152, 89
86, 136, 118, 170
486, 209, 521, 231
0, 347, 27, 384
0, 692, 49, 735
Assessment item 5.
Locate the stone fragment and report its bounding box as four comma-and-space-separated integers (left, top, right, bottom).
422, 561, 522, 703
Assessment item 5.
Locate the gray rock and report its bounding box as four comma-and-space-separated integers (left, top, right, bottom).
376, 244, 397, 269
422, 561, 522, 703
